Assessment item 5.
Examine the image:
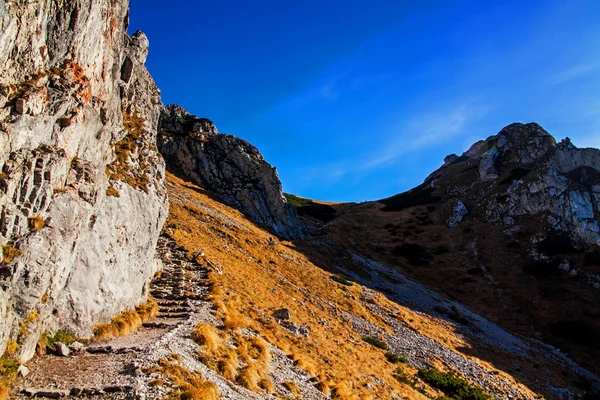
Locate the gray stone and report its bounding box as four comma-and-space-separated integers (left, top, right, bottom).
27, 389, 70, 398
446, 200, 468, 228
14, 98, 25, 114
54, 342, 70, 357
68, 341, 85, 352
17, 364, 29, 377
273, 308, 291, 321
443, 154, 459, 166
558, 261, 570, 273
424, 123, 600, 247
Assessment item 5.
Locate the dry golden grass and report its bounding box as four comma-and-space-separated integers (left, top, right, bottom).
216, 349, 238, 381
331, 381, 358, 399
148, 358, 219, 400
236, 363, 261, 392
27, 216, 45, 231
93, 298, 158, 340
164, 171, 539, 399
106, 186, 120, 198
223, 308, 249, 331
192, 322, 276, 393
0, 245, 22, 265
191, 324, 223, 355
283, 381, 300, 396
0, 382, 8, 400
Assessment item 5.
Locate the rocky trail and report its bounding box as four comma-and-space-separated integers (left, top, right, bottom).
12, 236, 208, 399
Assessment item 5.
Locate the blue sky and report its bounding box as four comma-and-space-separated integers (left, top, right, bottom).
130, 0, 600, 202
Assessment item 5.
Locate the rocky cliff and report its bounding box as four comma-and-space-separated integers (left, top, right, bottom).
421, 122, 600, 247
0, 0, 167, 361
157, 104, 305, 239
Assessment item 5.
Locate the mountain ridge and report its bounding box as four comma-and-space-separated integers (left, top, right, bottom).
0, 1, 599, 399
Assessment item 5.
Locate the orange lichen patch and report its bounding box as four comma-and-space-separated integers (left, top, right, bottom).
58, 60, 91, 104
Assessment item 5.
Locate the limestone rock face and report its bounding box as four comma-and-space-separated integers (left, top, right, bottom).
425, 123, 600, 247
0, 1, 167, 361
157, 105, 304, 239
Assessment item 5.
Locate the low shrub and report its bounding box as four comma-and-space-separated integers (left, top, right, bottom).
417, 368, 492, 400
37, 330, 76, 355
385, 351, 407, 364
331, 275, 353, 286
362, 335, 388, 350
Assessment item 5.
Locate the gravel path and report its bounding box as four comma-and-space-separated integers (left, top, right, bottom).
13, 236, 329, 400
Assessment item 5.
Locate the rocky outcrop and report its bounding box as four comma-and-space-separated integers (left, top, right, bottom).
157, 105, 304, 239
0, 1, 167, 361
424, 123, 600, 247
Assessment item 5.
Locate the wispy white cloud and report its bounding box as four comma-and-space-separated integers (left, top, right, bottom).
546, 62, 600, 85
293, 101, 489, 191
363, 102, 488, 169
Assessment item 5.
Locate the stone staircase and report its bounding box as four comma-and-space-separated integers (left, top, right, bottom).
13, 235, 211, 399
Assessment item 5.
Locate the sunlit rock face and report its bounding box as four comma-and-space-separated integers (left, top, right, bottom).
157, 105, 305, 240
426, 123, 600, 247
0, 0, 167, 361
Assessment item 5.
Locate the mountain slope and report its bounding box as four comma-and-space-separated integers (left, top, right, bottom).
321, 123, 600, 395
163, 170, 563, 399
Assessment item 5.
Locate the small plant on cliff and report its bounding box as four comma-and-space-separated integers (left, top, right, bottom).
27, 216, 46, 231
105, 108, 151, 193
0, 245, 22, 265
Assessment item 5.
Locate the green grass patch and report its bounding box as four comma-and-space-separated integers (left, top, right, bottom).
362, 335, 388, 350
385, 351, 407, 364
331, 275, 353, 286
417, 368, 492, 400
284, 193, 314, 208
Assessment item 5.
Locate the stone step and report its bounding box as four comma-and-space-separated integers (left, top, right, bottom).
159, 313, 190, 319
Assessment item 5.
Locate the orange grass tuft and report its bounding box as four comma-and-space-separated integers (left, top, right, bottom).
93, 298, 157, 340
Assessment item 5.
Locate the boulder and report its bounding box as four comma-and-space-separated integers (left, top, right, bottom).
54, 342, 70, 357
273, 308, 291, 321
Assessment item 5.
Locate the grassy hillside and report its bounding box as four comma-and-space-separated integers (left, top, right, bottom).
164, 172, 539, 399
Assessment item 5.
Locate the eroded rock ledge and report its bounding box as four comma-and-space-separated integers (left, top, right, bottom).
157, 104, 305, 240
